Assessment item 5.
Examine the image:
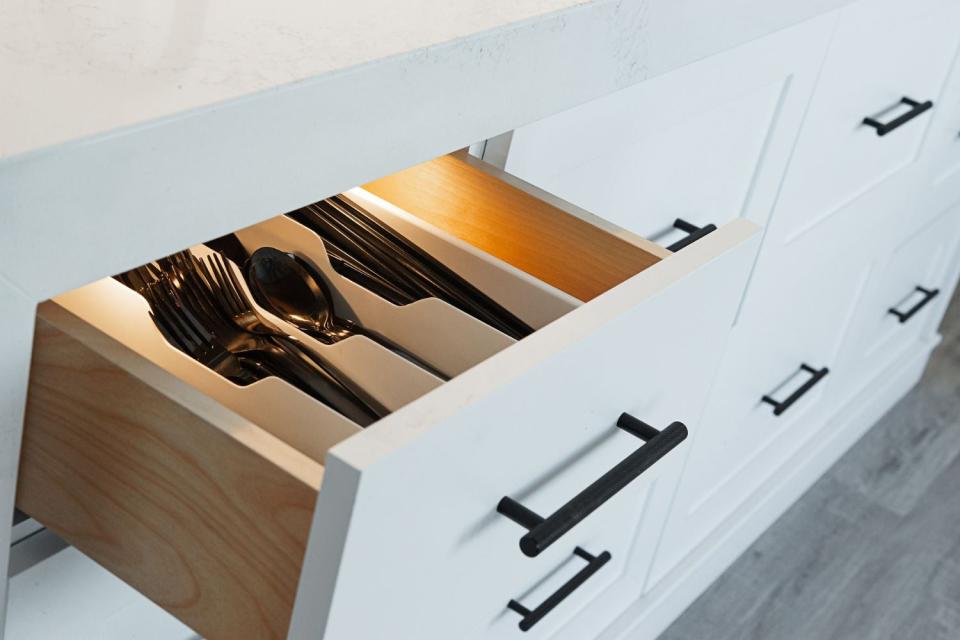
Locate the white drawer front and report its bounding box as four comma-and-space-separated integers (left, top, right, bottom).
771, 0, 960, 243
650, 208, 877, 585
832, 207, 960, 402
483, 16, 834, 249
291, 224, 759, 639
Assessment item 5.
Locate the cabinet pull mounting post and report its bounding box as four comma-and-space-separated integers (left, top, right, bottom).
498, 413, 687, 557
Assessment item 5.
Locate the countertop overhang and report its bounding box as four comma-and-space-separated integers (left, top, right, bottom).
1, 0, 850, 301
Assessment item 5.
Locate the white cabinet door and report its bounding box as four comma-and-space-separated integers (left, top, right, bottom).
480, 15, 835, 250
648, 179, 892, 586
290, 225, 760, 640
769, 0, 960, 245
830, 206, 960, 404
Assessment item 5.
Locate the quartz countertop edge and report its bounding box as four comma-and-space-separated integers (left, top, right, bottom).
0, 0, 853, 163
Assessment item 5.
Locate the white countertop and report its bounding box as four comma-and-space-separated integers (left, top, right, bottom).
0, 0, 855, 163
0, 0, 852, 302
0, 0, 585, 160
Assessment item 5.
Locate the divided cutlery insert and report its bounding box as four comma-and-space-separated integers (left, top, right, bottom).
233, 199, 547, 381
33, 153, 668, 448
17, 152, 671, 639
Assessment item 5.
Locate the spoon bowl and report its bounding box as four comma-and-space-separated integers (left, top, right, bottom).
247, 247, 333, 336
247, 247, 449, 380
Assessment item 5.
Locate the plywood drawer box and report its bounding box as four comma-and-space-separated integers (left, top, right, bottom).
920, 47, 960, 216
18, 154, 760, 640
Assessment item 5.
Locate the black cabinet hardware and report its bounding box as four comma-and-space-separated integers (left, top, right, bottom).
507, 547, 611, 632
666, 218, 718, 252
497, 413, 687, 558
889, 286, 940, 323
862, 97, 933, 137
761, 364, 829, 416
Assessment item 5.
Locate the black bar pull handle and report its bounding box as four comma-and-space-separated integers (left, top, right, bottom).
666, 218, 718, 252
889, 286, 940, 323
507, 547, 611, 632
761, 364, 829, 417
497, 413, 687, 558
863, 97, 933, 137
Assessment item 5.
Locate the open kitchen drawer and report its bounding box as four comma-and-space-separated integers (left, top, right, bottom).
17, 153, 759, 640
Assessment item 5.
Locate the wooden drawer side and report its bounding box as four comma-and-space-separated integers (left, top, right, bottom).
17, 316, 323, 640
363, 153, 667, 302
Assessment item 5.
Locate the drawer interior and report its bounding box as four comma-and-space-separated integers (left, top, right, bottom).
364, 152, 670, 302
16, 153, 669, 639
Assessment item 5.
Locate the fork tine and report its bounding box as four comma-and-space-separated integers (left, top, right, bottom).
219, 253, 256, 314
190, 253, 233, 319
202, 254, 231, 310
143, 262, 165, 282
142, 285, 196, 352
134, 265, 160, 287
189, 253, 225, 309
149, 284, 205, 350
206, 253, 244, 316
211, 253, 247, 314
168, 253, 227, 328
169, 252, 192, 278
156, 278, 215, 345
183, 253, 235, 323
188, 259, 240, 332
147, 277, 202, 343
169, 252, 196, 282
162, 254, 191, 291
184, 252, 217, 296
163, 274, 216, 342
147, 310, 188, 352
116, 269, 146, 293
138, 284, 184, 350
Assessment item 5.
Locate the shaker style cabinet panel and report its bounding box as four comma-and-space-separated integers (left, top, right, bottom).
478, 15, 835, 250
768, 0, 960, 245
831, 207, 960, 403
648, 206, 875, 585
646, 0, 960, 595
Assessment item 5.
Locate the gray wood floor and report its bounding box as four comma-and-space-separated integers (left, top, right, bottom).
660, 292, 960, 640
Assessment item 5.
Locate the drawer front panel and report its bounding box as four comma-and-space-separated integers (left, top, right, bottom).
771, 0, 960, 243
483, 16, 833, 248
291, 225, 760, 640
832, 207, 960, 402
650, 213, 875, 584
